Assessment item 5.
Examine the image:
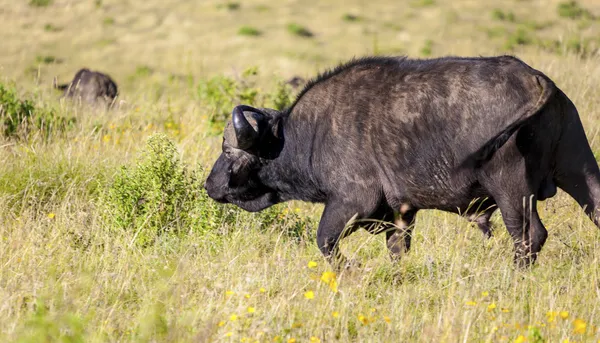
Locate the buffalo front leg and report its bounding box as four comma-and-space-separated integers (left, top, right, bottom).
316, 201, 374, 270
386, 204, 417, 261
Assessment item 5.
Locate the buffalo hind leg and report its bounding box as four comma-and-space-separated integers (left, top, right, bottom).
386, 204, 417, 261
553, 110, 600, 226
494, 194, 548, 268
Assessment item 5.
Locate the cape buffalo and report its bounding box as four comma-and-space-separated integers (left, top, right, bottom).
204, 55, 600, 268
55, 68, 118, 106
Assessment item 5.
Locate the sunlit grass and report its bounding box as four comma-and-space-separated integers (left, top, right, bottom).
1, 0, 600, 341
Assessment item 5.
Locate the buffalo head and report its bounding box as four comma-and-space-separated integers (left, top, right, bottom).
204, 105, 283, 212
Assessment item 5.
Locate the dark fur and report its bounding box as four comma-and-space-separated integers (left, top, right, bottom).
55, 68, 118, 106
205, 55, 600, 268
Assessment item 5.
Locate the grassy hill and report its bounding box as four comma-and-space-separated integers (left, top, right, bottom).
1, 0, 600, 342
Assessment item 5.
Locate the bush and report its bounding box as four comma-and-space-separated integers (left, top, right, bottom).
503, 28, 533, 50
0, 83, 74, 138
491, 9, 516, 22
101, 134, 236, 246
238, 26, 261, 36
286, 23, 313, 37
197, 68, 294, 133
557, 1, 594, 20
29, 0, 52, 7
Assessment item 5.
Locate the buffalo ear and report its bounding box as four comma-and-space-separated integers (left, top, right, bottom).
232, 105, 263, 149
271, 117, 283, 139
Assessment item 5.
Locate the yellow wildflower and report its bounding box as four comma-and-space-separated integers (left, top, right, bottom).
328, 279, 338, 293
573, 318, 587, 334
560, 311, 569, 319
358, 314, 369, 325
47, 212, 55, 219
514, 335, 526, 343
217, 320, 226, 327
245, 294, 251, 299
304, 291, 314, 299
384, 316, 391, 323
310, 337, 321, 343
229, 314, 238, 321
466, 301, 477, 306
320, 271, 336, 283
547, 311, 558, 322
247, 307, 255, 314
225, 332, 233, 337
332, 311, 340, 318
501, 308, 510, 313
488, 303, 497, 312
287, 338, 296, 343
320, 271, 338, 292
307, 261, 318, 268
259, 287, 266, 293
102, 134, 110, 143
482, 291, 489, 297
225, 290, 235, 297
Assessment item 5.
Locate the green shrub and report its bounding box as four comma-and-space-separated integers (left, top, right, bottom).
35, 55, 57, 64
557, 1, 594, 20
101, 134, 235, 246
504, 28, 533, 50
410, 0, 435, 7
287, 23, 313, 37
420, 39, 434, 56
491, 9, 515, 22
342, 14, 361, 22
217, 2, 240, 10
29, 0, 52, 7
238, 26, 261, 36
15, 300, 87, 343
197, 67, 294, 133
43, 23, 61, 32
0, 83, 75, 138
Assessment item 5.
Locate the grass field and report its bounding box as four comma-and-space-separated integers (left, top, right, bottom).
1, 0, 600, 342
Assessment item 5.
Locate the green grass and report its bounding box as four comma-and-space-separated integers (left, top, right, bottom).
238, 26, 262, 37
420, 39, 433, 56
342, 14, 361, 22
287, 23, 313, 37
557, 1, 595, 20
43, 23, 61, 32
2, 0, 600, 342
29, 0, 52, 7
491, 8, 516, 22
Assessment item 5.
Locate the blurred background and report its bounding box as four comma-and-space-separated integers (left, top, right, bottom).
2, 0, 600, 93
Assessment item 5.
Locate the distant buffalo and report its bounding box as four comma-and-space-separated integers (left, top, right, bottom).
55, 68, 118, 106
205, 55, 600, 269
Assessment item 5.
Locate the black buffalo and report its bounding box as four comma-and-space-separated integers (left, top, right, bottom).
55, 68, 118, 106
204, 56, 600, 268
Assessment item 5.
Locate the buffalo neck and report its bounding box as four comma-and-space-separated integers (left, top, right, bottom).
258, 112, 327, 203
